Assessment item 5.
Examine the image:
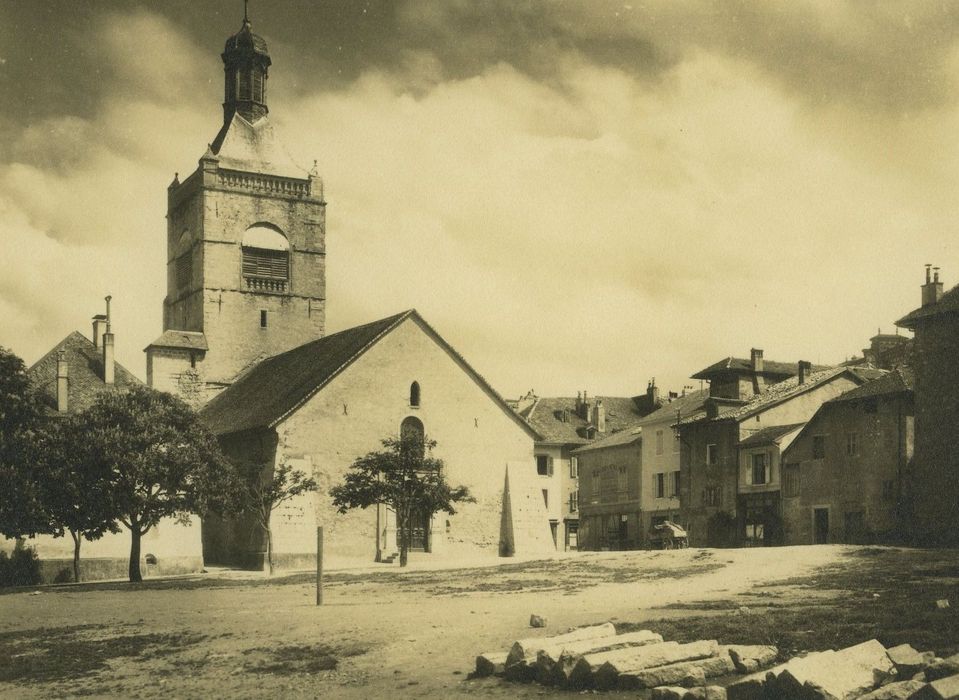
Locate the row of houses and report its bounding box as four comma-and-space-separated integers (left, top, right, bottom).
520, 266, 956, 551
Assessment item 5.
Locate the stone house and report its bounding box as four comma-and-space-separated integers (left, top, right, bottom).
5, 304, 204, 582
514, 385, 661, 550
199, 309, 542, 568
780, 368, 914, 545
896, 265, 959, 545
574, 428, 643, 550
678, 354, 879, 548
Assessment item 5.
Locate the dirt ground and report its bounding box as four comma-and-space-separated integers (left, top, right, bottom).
1, 545, 958, 699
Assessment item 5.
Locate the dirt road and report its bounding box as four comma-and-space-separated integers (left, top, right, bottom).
0, 546, 901, 698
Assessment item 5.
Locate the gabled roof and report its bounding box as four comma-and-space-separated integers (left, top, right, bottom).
828, 367, 913, 403
896, 284, 959, 328
200, 310, 540, 440
691, 357, 830, 380
209, 113, 307, 180
572, 426, 643, 454
636, 389, 709, 426
144, 330, 208, 352
738, 423, 805, 448
28, 331, 142, 416
522, 396, 651, 445
679, 366, 883, 426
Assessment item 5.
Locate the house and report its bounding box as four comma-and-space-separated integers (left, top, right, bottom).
678, 353, 880, 548
841, 331, 912, 370
199, 309, 542, 567
4, 303, 204, 582
896, 265, 959, 546
780, 368, 914, 545
515, 384, 662, 550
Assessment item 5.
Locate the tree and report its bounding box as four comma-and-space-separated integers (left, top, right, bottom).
0, 346, 47, 541
240, 461, 318, 575
330, 433, 474, 567
33, 418, 121, 582
73, 386, 236, 582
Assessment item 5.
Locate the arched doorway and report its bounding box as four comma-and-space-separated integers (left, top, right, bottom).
399, 416, 430, 552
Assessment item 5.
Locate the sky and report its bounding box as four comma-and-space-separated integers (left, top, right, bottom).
1, 0, 956, 399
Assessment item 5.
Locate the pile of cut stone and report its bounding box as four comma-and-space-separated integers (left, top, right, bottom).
473, 624, 959, 700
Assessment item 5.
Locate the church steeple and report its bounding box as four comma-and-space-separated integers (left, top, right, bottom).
221, 2, 271, 123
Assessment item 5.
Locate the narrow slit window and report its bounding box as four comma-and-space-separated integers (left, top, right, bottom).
260, 310, 268, 328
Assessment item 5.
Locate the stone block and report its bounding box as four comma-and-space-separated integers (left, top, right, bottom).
857, 679, 927, 699
540, 629, 663, 685
474, 651, 507, 677
651, 687, 687, 700
726, 645, 778, 674
589, 640, 720, 690
680, 667, 707, 688
888, 644, 926, 677
529, 614, 547, 628
790, 640, 895, 700
506, 622, 616, 666
911, 673, 959, 700
618, 654, 735, 690
684, 688, 707, 700
926, 655, 959, 683
704, 686, 727, 700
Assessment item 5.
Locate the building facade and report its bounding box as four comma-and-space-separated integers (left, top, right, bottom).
575, 430, 643, 550
896, 265, 959, 546
780, 368, 914, 545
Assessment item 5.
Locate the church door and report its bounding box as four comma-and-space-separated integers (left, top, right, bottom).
409, 509, 430, 551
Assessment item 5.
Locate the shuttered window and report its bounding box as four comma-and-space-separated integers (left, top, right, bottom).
253, 71, 264, 102
242, 247, 288, 280
238, 70, 252, 101
176, 253, 192, 290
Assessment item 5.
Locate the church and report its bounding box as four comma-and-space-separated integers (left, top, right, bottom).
145, 12, 548, 568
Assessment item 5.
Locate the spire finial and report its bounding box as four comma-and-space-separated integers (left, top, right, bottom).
243, 0, 250, 25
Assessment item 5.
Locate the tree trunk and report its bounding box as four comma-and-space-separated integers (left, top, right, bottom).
397, 506, 408, 567
71, 530, 82, 583
265, 524, 274, 576
129, 524, 143, 583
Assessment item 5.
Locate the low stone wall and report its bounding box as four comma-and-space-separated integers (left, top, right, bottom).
37, 556, 204, 584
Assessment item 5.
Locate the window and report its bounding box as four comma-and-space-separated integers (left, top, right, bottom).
655, 473, 665, 498
400, 416, 425, 459
784, 463, 800, 498
570, 457, 578, 479
846, 432, 859, 457
569, 490, 578, 512
812, 435, 826, 459
673, 428, 680, 453
751, 453, 768, 485
536, 455, 553, 477
409, 381, 421, 407
238, 69, 252, 101
260, 310, 268, 328
542, 489, 549, 509
706, 444, 718, 466
704, 486, 721, 507
242, 225, 290, 293
591, 468, 601, 497
656, 430, 664, 455
616, 465, 628, 495
175, 252, 192, 290
252, 70, 264, 102
671, 471, 681, 498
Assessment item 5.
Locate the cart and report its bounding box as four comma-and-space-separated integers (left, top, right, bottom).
648, 521, 689, 549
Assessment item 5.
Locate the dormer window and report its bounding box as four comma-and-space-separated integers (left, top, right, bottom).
242, 224, 289, 293
410, 381, 421, 407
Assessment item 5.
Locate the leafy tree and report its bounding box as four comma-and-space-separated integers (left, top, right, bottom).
330, 433, 474, 567
73, 386, 236, 582
240, 461, 318, 575
33, 419, 121, 582
0, 346, 47, 541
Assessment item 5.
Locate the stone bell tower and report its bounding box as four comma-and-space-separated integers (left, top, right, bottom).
146, 9, 326, 403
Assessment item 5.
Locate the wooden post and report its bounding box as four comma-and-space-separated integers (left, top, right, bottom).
316, 526, 324, 606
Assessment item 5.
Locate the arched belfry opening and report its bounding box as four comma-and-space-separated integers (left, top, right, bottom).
241, 224, 290, 293
409, 381, 421, 407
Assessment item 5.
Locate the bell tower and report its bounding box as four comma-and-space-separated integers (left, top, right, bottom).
146, 9, 326, 404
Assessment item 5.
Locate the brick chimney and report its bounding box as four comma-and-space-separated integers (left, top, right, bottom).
102, 295, 115, 385
581, 390, 590, 419
592, 399, 606, 433
92, 314, 108, 349
921, 264, 944, 307
798, 360, 812, 385
751, 348, 765, 393
647, 378, 660, 406
56, 350, 69, 413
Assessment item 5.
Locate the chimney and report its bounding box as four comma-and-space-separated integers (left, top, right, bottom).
592, 399, 606, 432
102, 295, 115, 385
647, 378, 660, 406
56, 350, 69, 413
921, 264, 944, 306
92, 314, 108, 349
582, 390, 590, 419
798, 360, 811, 385
750, 348, 764, 373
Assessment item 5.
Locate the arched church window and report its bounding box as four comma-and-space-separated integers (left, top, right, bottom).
400, 416, 425, 460
242, 224, 290, 293
410, 381, 421, 407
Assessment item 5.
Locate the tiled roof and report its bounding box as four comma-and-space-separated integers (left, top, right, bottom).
738, 423, 806, 448
200, 310, 540, 440
896, 284, 959, 328
144, 330, 208, 352
28, 331, 142, 416
523, 396, 650, 445
691, 357, 830, 380
829, 367, 914, 403
637, 389, 709, 426
572, 426, 643, 454
679, 367, 883, 426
